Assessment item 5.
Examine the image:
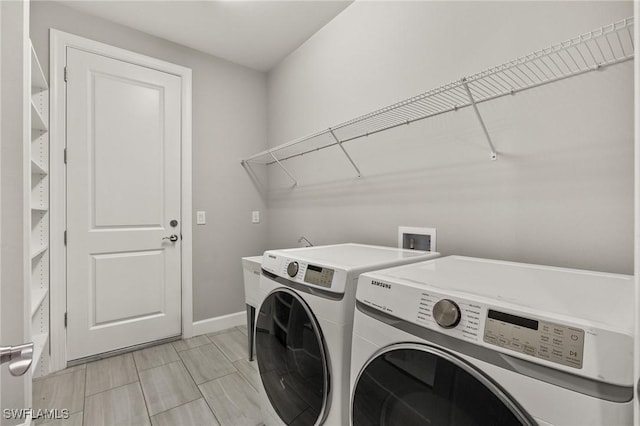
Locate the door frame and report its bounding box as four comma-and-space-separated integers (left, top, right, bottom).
49, 29, 193, 372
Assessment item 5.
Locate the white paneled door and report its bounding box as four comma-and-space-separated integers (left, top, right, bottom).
66, 48, 182, 360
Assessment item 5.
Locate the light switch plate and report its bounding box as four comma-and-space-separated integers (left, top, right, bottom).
252, 211, 260, 224
196, 211, 206, 225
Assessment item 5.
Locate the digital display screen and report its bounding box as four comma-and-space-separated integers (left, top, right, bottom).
488, 309, 538, 330
307, 264, 323, 272
304, 264, 334, 288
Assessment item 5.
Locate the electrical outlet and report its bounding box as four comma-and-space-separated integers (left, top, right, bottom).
252, 211, 260, 224
196, 211, 206, 225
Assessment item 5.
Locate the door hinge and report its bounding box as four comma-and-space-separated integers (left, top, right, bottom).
64, 312, 67, 328
64, 230, 67, 246
64, 66, 68, 82
64, 148, 67, 164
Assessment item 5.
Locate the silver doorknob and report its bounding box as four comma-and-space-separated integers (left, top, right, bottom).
0, 342, 34, 376
163, 234, 179, 242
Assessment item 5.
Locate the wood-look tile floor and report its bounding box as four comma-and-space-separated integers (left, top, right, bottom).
33, 325, 267, 426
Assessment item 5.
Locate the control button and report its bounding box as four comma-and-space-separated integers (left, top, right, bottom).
510, 341, 522, 350
432, 299, 461, 329
287, 262, 299, 277
523, 345, 536, 355
570, 334, 579, 341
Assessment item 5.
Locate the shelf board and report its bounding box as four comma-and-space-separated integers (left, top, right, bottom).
31, 287, 48, 318
31, 159, 48, 175
31, 205, 49, 212
31, 244, 48, 260
31, 43, 48, 92
31, 101, 48, 132
31, 332, 49, 377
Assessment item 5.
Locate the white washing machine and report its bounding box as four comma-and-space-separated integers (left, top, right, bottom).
242, 255, 263, 360
256, 244, 440, 425
350, 256, 634, 426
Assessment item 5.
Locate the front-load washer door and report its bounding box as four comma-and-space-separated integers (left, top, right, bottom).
352, 343, 535, 426
256, 288, 330, 425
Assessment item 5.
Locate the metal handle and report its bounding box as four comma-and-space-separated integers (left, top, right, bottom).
0, 343, 34, 376
162, 234, 178, 242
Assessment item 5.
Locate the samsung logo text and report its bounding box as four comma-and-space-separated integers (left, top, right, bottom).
370, 280, 391, 289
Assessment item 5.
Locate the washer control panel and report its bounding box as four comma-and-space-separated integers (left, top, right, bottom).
281, 259, 335, 289
484, 310, 584, 369
303, 264, 335, 288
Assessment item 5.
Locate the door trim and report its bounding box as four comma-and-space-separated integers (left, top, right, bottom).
49, 29, 193, 372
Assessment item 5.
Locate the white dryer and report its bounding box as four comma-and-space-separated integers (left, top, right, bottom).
256, 244, 440, 425
350, 256, 634, 426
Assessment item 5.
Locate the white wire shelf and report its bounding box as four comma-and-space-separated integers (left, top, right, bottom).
241, 17, 634, 186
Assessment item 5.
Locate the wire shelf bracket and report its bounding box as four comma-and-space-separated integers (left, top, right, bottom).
329, 128, 362, 177
241, 17, 634, 184
462, 78, 498, 161
270, 152, 298, 187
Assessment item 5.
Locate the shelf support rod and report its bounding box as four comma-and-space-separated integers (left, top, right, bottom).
269, 152, 298, 187
462, 78, 498, 161
329, 128, 362, 177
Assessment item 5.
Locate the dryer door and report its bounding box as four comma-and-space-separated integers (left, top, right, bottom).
256, 288, 330, 425
352, 343, 535, 426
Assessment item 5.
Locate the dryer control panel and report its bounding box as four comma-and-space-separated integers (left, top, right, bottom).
484, 310, 584, 369
357, 261, 634, 386
355, 274, 618, 379
362, 279, 586, 370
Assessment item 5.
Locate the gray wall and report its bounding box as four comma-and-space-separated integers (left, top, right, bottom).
31, 1, 269, 321
266, 1, 635, 274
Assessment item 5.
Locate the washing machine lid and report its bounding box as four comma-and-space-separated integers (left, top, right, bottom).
262, 244, 439, 294
363, 255, 633, 328
267, 244, 433, 271
351, 343, 535, 426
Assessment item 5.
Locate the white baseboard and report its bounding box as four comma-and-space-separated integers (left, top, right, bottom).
192, 311, 245, 336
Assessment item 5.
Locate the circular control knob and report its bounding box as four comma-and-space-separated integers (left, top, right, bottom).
287, 261, 299, 277
432, 299, 461, 329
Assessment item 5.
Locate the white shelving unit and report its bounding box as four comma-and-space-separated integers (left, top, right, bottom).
242, 17, 635, 187
29, 41, 50, 378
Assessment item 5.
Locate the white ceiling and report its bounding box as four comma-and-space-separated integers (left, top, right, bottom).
58, 0, 353, 71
